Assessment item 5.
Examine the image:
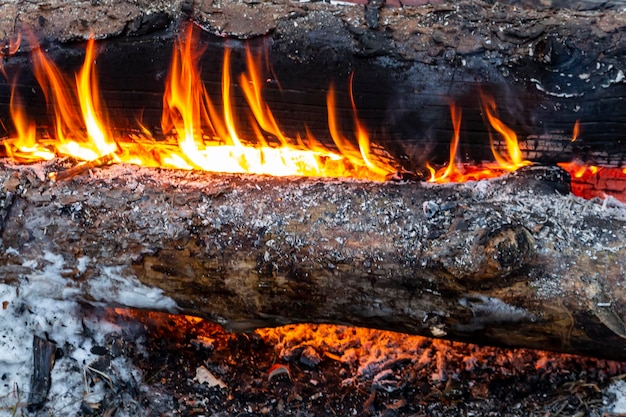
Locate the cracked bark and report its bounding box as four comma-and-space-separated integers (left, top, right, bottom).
1, 163, 626, 360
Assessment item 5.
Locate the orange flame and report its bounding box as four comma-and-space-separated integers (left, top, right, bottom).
2, 27, 544, 184
427, 104, 492, 183
1, 26, 395, 180
32, 37, 84, 145
33, 36, 117, 161
571, 120, 580, 142
159, 25, 395, 179
74, 38, 117, 159
6, 81, 55, 162
481, 94, 531, 172
326, 75, 395, 178
428, 96, 531, 183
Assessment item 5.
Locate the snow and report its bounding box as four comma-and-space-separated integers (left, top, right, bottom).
0, 250, 179, 415
89, 265, 179, 311
606, 380, 626, 413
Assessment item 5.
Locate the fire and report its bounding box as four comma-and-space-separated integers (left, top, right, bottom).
1, 25, 396, 181
481, 93, 531, 173
30, 35, 116, 161
74, 38, 117, 159
571, 120, 580, 142
427, 97, 531, 183
559, 161, 599, 179
5, 26, 613, 188
6, 84, 55, 162
558, 159, 626, 202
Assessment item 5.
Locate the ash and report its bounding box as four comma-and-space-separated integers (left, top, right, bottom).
2, 287, 626, 416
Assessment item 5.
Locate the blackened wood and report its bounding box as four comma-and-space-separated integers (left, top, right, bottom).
27, 336, 56, 411
1, 162, 626, 361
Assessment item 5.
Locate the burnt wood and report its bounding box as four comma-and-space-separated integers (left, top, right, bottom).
0, 1, 626, 172
27, 336, 56, 411
1, 162, 626, 361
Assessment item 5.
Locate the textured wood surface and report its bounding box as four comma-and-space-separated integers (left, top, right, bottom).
1, 162, 626, 360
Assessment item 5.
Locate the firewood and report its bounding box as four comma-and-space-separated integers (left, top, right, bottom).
0, 1, 625, 172
48, 153, 114, 182
1, 163, 626, 361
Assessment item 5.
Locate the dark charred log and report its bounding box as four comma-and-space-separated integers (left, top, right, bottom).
0, 1, 625, 172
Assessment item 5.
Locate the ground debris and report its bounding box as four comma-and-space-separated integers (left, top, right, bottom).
194, 366, 227, 389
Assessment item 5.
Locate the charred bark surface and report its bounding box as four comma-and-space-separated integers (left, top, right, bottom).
1, 162, 626, 361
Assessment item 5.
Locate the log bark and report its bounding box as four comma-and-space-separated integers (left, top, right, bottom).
1, 162, 626, 360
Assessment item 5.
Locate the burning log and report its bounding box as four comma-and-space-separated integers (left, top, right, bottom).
2, 162, 626, 361
0, 0, 625, 173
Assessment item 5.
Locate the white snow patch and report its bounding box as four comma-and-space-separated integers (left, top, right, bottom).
606, 380, 626, 413
0, 250, 178, 415
89, 265, 179, 312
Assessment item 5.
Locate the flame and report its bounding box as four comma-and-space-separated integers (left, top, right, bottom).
481, 94, 531, 172
31, 36, 117, 161
1, 30, 616, 190
74, 38, 117, 159
571, 120, 580, 142
0, 35, 55, 161
326, 75, 395, 178
427, 104, 492, 183
1, 26, 396, 180
5, 82, 55, 162
159, 25, 396, 179
0, 27, 562, 185
428, 96, 531, 183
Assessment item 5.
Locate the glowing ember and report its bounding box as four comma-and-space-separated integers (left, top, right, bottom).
559, 160, 626, 202
559, 161, 599, 179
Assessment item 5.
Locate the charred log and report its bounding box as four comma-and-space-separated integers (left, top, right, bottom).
1, 162, 626, 361
0, 1, 625, 171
